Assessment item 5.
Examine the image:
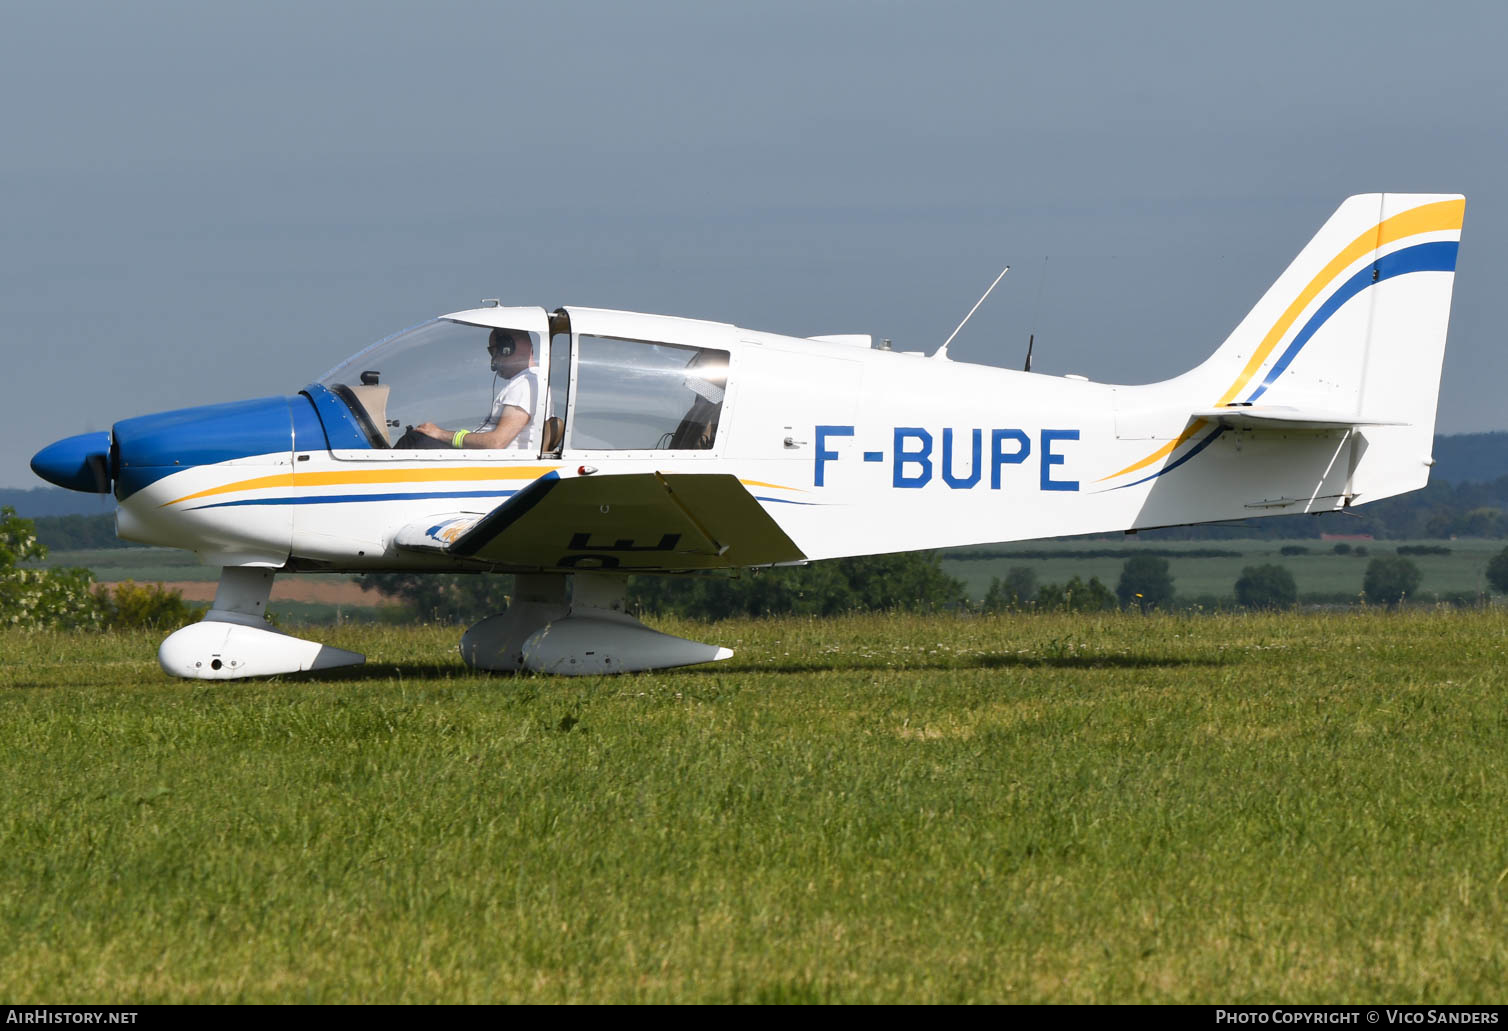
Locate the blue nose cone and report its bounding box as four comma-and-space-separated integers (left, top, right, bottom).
31, 431, 113, 493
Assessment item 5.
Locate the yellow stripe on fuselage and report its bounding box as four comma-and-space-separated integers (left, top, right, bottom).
161, 465, 559, 508
1099, 419, 1208, 482
738, 478, 804, 493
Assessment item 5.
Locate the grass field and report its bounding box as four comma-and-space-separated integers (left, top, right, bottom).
4, 611, 1508, 1002
942, 537, 1506, 601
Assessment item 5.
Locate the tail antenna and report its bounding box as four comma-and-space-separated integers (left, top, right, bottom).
935, 265, 1010, 360
1025, 255, 1049, 373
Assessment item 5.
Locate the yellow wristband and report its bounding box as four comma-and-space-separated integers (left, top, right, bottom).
452, 430, 470, 449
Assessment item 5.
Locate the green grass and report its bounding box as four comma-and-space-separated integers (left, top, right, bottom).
943, 537, 1507, 600
4, 611, 1508, 1002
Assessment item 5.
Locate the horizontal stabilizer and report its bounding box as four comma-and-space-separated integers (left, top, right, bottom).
401, 471, 805, 572
1189, 406, 1405, 431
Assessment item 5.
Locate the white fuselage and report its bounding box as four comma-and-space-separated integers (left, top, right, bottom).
114, 315, 1410, 573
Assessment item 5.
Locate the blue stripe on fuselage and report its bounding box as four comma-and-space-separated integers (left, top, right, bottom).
184, 489, 519, 511
1109, 425, 1228, 491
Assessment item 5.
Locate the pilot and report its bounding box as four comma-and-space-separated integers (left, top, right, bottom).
398, 328, 539, 450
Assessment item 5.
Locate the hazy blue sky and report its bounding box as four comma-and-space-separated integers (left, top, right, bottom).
5, 0, 1505, 486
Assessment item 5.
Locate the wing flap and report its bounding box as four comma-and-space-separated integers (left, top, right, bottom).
443, 471, 805, 571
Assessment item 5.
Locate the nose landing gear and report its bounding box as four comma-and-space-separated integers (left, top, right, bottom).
157, 567, 365, 679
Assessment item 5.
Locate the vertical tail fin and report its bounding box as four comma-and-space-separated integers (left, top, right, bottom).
1195, 194, 1462, 408
1183, 193, 1464, 500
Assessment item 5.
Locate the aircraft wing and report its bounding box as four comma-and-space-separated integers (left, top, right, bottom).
395, 471, 806, 572
1189, 406, 1406, 431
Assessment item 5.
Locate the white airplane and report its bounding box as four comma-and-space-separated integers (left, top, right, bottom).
31, 193, 1464, 678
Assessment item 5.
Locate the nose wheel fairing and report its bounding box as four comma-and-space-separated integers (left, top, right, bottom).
159, 621, 367, 679
158, 568, 364, 679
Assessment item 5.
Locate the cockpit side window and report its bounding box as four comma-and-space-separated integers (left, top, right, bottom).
568, 336, 729, 451
317, 319, 545, 452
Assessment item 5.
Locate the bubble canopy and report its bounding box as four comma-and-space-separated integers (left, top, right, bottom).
315, 311, 730, 456
318, 318, 543, 450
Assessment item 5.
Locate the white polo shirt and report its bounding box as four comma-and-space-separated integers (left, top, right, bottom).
480, 367, 539, 449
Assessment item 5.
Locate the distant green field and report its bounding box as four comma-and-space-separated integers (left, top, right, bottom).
33, 547, 337, 585
943, 538, 1505, 601
4, 611, 1507, 1002
34, 546, 212, 582
36, 540, 1508, 606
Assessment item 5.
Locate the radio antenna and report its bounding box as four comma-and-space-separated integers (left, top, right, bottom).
935, 265, 1010, 360
1025, 255, 1049, 372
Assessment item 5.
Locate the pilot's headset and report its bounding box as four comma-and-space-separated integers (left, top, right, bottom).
487, 329, 520, 375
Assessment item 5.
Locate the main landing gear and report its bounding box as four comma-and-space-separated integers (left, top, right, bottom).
460, 573, 732, 675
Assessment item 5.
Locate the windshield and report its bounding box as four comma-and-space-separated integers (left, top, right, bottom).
318, 319, 543, 451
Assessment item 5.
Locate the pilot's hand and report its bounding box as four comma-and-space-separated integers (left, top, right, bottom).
416, 422, 446, 440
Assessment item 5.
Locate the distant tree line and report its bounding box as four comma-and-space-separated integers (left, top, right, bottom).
980, 559, 1172, 614
31, 513, 145, 551
360, 553, 971, 625
358, 546, 1502, 626
950, 546, 1242, 560
981, 552, 1459, 613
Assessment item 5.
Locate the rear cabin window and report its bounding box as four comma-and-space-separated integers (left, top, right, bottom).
570, 336, 728, 451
